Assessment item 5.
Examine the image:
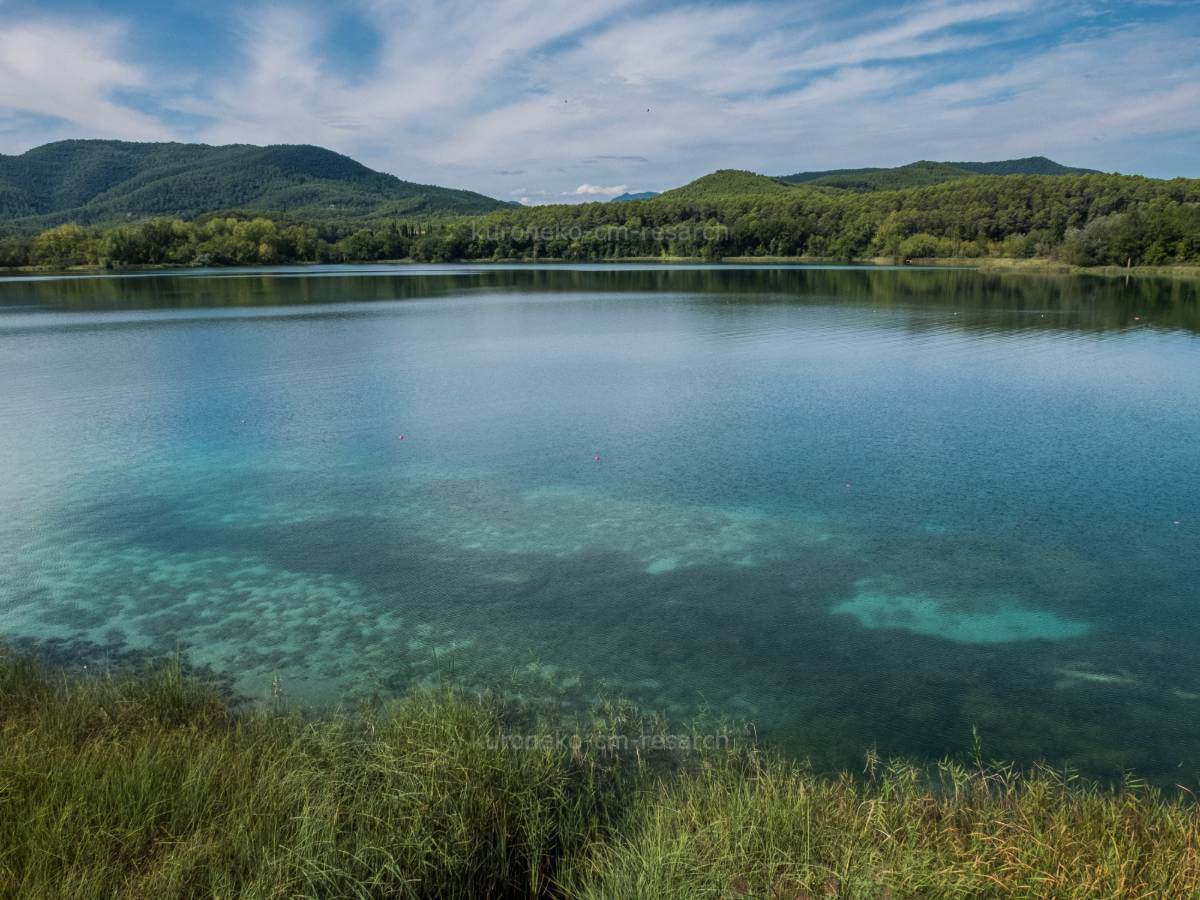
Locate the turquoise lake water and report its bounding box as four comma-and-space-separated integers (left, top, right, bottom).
1, 264, 1198, 781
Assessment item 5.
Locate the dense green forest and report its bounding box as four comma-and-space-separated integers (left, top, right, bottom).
0, 140, 508, 230
2, 170, 1196, 269
0, 142, 1194, 271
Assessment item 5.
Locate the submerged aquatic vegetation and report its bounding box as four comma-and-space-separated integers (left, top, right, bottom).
1, 649, 1197, 898
4, 267, 1200, 783
831, 582, 1092, 644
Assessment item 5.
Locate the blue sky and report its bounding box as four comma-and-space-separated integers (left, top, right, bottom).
0, 0, 1197, 202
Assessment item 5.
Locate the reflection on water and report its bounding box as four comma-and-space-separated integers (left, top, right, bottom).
1, 264, 1198, 783
3, 263, 1199, 333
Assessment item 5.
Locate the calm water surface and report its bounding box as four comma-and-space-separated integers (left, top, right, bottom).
2, 264, 1198, 781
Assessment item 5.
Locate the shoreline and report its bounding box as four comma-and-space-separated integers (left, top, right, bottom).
3, 649, 1198, 897
3, 256, 1200, 280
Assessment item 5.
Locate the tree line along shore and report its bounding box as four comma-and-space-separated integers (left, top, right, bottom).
1, 173, 1197, 273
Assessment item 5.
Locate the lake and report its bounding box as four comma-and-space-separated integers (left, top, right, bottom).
1, 264, 1198, 781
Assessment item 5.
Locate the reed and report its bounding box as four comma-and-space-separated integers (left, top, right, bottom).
1, 650, 1196, 898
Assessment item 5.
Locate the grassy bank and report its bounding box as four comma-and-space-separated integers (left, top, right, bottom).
1, 651, 1198, 898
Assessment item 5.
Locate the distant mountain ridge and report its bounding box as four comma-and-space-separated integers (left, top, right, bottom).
779, 156, 1099, 191
947, 157, 1098, 176
655, 157, 1104, 201
0, 144, 1111, 236
609, 191, 660, 202
0, 140, 509, 231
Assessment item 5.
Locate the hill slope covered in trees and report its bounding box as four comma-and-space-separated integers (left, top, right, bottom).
657, 170, 794, 200
0, 140, 509, 231
780, 156, 1099, 191
653, 157, 1102, 200
2, 167, 1196, 271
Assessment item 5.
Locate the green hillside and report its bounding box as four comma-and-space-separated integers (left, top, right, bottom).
0, 140, 508, 231
950, 156, 1098, 177
781, 161, 968, 190
657, 158, 1102, 201
780, 156, 1099, 191
657, 169, 793, 200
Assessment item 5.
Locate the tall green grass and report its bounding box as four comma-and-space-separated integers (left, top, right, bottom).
567, 752, 1200, 898
0, 651, 590, 898
1, 650, 1197, 898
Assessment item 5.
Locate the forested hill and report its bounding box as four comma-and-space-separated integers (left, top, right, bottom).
658, 170, 794, 200
779, 156, 1099, 191
662, 158, 1101, 201
0, 140, 509, 231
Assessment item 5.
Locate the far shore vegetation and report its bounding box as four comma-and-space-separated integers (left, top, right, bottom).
2, 648, 1199, 898
1, 172, 1197, 277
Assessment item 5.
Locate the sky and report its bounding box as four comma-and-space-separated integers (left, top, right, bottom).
0, 0, 1197, 203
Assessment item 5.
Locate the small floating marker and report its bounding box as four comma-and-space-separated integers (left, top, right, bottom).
594, 454, 601, 462
1175, 520, 1182, 526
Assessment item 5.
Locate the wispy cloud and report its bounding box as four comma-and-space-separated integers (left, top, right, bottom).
1, 0, 1197, 196
788, 0, 1038, 70
0, 15, 172, 145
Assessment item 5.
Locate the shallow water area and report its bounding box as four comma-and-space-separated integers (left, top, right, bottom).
2, 263, 1198, 782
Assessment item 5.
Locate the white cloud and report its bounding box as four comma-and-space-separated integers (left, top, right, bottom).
0, 0, 1196, 192
567, 184, 629, 196
0, 16, 171, 151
